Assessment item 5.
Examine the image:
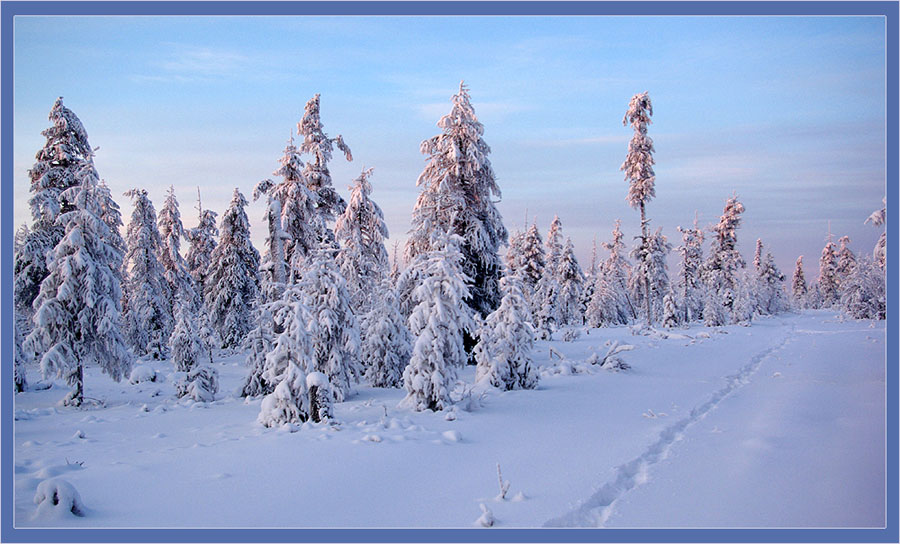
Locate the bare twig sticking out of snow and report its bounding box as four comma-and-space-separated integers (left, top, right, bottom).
549, 347, 565, 360
496, 463, 511, 500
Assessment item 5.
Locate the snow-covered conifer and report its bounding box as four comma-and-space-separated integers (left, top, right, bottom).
185, 191, 218, 306
335, 167, 390, 312
389, 242, 402, 287
158, 187, 198, 317
866, 198, 886, 269
586, 220, 633, 327
836, 235, 857, 290
405, 82, 508, 318
205, 189, 261, 349
361, 281, 412, 388
621, 91, 656, 323
817, 234, 839, 308
675, 218, 704, 323
15, 319, 30, 393
661, 291, 679, 328
753, 238, 764, 272
701, 196, 746, 326
556, 237, 586, 326
254, 136, 319, 288
533, 216, 565, 334
631, 227, 671, 324
840, 257, 885, 320
507, 222, 545, 310
15, 98, 94, 318
95, 180, 126, 278
791, 256, 808, 308
756, 250, 787, 316
299, 248, 361, 402
298, 94, 353, 228
474, 276, 539, 390
239, 306, 277, 398
402, 235, 473, 412
25, 162, 132, 406
168, 293, 204, 373
257, 287, 315, 426
176, 364, 219, 403
121, 188, 170, 359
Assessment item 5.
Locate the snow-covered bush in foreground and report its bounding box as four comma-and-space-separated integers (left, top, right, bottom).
128, 365, 158, 385
33, 478, 86, 519
258, 362, 308, 428
175, 365, 219, 403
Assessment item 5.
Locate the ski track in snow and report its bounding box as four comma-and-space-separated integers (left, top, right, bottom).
543, 324, 795, 528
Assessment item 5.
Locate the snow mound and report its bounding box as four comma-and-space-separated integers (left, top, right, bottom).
306, 372, 329, 388
33, 478, 86, 519
129, 365, 158, 384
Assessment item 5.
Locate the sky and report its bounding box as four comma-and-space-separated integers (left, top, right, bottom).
12, 15, 887, 277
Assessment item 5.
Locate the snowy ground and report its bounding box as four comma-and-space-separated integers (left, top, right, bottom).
13, 310, 885, 528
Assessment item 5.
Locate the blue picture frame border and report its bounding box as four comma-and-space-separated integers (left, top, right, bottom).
2, 2, 896, 542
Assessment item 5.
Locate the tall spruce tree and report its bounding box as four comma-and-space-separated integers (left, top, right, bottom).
298, 94, 353, 240
556, 237, 586, 326
122, 189, 170, 358
158, 187, 197, 316
405, 82, 508, 319
818, 233, 839, 308
835, 235, 857, 291
621, 91, 656, 324
701, 196, 746, 326
15, 98, 95, 319
361, 281, 412, 388
185, 191, 219, 307
205, 189, 261, 348
335, 167, 390, 312
675, 217, 704, 323
25, 162, 132, 406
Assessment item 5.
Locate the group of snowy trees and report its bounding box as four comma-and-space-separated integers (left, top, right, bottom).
13, 88, 886, 413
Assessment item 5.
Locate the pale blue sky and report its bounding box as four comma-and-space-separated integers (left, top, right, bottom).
13, 16, 886, 275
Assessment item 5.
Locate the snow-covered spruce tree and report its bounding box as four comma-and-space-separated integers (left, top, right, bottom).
158, 186, 198, 317
533, 215, 565, 335
866, 198, 886, 269
121, 188, 170, 359
361, 281, 412, 388
335, 167, 390, 312
675, 218, 704, 323
791, 256, 809, 308
257, 285, 315, 427
506, 221, 545, 311
474, 275, 539, 391
836, 235, 857, 291
405, 82, 508, 319
205, 189, 261, 349
389, 242, 402, 287
239, 305, 277, 398
631, 227, 672, 324
661, 290, 679, 329
15, 318, 30, 393
753, 238, 764, 273
254, 136, 319, 289
185, 190, 218, 306
299, 247, 361, 402
621, 91, 656, 324
95, 180, 126, 278
168, 292, 204, 373
298, 94, 353, 233
586, 220, 634, 327
756, 250, 787, 316
557, 237, 586, 327
701, 196, 746, 326
840, 256, 885, 320
15, 98, 94, 319
402, 235, 474, 412
817, 234, 840, 308
25, 162, 132, 406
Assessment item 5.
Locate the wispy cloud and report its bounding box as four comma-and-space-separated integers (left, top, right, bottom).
132, 43, 263, 83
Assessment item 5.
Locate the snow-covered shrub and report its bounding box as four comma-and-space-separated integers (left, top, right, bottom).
258, 362, 308, 428
589, 341, 633, 371
474, 276, 539, 391
306, 371, 334, 423
175, 365, 219, 402
476, 503, 494, 527
14, 318, 30, 393
168, 293, 204, 373
561, 327, 582, 342
239, 306, 276, 398
661, 291, 679, 328
128, 365, 158, 385
34, 478, 86, 518
840, 257, 885, 320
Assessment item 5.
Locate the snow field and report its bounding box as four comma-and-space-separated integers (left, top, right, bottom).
13, 311, 885, 528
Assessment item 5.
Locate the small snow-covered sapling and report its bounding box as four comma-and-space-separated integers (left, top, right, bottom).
476, 503, 494, 527
496, 463, 511, 500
